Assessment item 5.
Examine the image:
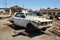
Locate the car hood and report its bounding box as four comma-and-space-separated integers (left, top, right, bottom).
26, 16, 52, 22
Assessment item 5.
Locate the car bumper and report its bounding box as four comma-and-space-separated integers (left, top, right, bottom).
34, 24, 52, 29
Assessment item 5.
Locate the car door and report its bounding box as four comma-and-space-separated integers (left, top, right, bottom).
14, 13, 27, 27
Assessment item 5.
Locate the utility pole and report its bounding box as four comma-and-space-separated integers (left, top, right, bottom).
23, 0, 25, 8
4, 0, 7, 8
23, 2, 25, 8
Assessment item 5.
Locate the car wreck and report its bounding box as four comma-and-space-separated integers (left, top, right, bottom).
9, 12, 53, 32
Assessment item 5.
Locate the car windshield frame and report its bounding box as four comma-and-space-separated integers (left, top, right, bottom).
15, 12, 25, 17
26, 13, 38, 16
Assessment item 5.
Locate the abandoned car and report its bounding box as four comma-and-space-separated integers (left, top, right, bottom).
9, 12, 52, 32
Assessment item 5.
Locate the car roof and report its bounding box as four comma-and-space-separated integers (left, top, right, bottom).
15, 12, 34, 14
16, 12, 29, 14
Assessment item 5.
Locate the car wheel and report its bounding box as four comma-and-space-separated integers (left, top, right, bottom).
41, 27, 47, 31
12, 22, 17, 27
26, 23, 35, 33
57, 18, 58, 20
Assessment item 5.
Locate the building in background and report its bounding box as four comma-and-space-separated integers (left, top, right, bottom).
0, 5, 28, 17
39, 8, 60, 19
9, 5, 28, 14
39, 8, 60, 16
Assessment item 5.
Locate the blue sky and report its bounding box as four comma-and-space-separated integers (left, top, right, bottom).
0, 0, 60, 10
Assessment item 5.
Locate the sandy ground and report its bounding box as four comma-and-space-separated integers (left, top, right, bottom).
0, 18, 60, 40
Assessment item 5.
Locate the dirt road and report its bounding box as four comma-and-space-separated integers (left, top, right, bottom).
0, 18, 60, 40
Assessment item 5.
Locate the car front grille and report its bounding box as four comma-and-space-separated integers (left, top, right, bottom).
41, 22, 49, 26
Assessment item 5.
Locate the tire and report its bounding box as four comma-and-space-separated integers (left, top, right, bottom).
57, 18, 59, 20
26, 23, 35, 33
12, 23, 16, 27
41, 27, 46, 31
12, 21, 17, 28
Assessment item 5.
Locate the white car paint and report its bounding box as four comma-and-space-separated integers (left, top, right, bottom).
58, 17, 60, 19
10, 12, 52, 29
26, 16, 52, 22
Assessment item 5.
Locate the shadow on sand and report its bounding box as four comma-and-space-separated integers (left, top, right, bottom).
7, 24, 25, 30
8, 24, 45, 38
